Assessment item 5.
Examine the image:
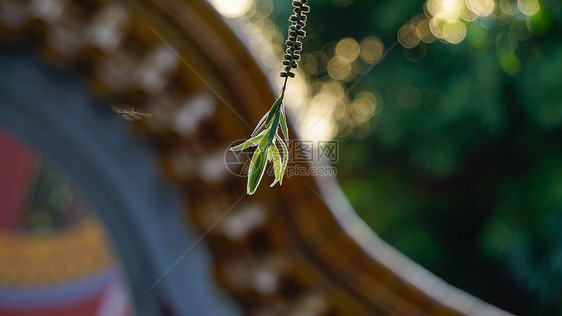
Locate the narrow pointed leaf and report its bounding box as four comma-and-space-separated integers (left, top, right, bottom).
251, 111, 270, 137
258, 127, 270, 150
267, 145, 273, 161
264, 95, 283, 128
276, 134, 289, 185
230, 130, 267, 151
270, 141, 282, 187
267, 110, 281, 148
247, 148, 268, 195
279, 105, 289, 142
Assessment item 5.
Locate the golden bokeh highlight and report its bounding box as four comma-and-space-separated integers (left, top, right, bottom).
465, 0, 495, 17
517, 0, 540, 16
442, 21, 467, 44
302, 53, 319, 74
416, 19, 437, 43
300, 81, 347, 140
421, 0, 468, 44
416, 0, 541, 46
499, 0, 518, 15
207, 0, 253, 18
351, 91, 378, 125
359, 36, 384, 64
335, 38, 360, 63
398, 24, 420, 48
253, 0, 274, 18
238, 0, 546, 141
426, 0, 464, 23
284, 71, 309, 110
328, 56, 353, 80
429, 14, 443, 38
460, 7, 478, 21
352, 60, 371, 75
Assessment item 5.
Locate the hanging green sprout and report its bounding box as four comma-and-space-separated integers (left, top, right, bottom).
230, 0, 310, 195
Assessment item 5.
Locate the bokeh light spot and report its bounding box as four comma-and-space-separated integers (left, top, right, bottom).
327, 57, 352, 80
442, 21, 467, 44
352, 91, 378, 124
465, 0, 495, 17
398, 24, 420, 48
359, 36, 384, 64
207, 0, 253, 18
335, 38, 360, 63
416, 19, 437, 43
253, 0, 273, 18
499, 0, 518, 15
518, 0, 540, 16
434, 0, 464, 22
302, 53, 319, 75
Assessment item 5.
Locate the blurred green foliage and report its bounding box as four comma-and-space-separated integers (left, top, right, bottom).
25, 162, 85, 232
270, 0, 562, 314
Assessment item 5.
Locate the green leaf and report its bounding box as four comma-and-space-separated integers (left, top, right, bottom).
238, 91, 289, 195
258, 126, 270, 150
267, 144, 273, 161
279, 105, 289, 142
270, 140, 282, 187
267, 110, 281, 149
276, 134, 289, 185
230, 130, 267, 151
264, 95, 283, 129
250, 111, 269, 137
247, 148, 268, 195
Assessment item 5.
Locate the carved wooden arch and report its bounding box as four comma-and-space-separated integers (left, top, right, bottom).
0, 0, 511, 315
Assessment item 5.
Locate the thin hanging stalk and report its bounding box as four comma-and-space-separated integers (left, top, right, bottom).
230, 0, 310, 195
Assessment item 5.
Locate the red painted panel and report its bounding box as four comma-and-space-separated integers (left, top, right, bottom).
0, 129, 38, 230
0, 293, 103, 316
